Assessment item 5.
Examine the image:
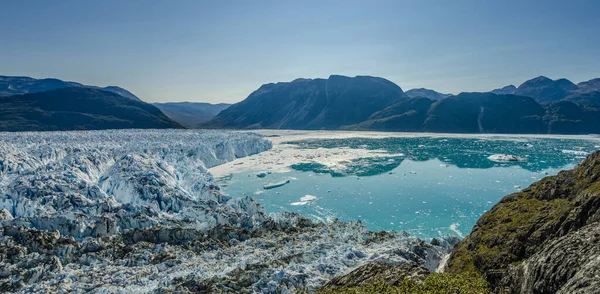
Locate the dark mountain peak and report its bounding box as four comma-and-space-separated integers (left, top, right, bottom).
554, 78, 578, 91
291, 78, 314, 83
405, 88, 452, 100
515, 76, 577, 103
519, 75, 553, 87
490, 85, 517, 95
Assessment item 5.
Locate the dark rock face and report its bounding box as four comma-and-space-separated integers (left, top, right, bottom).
203, 75, 408, 130
320, 262, 430, 292
447, 150, 600, 292
0, 87, 182, 131
153, 102, 231, 128
0, 75, 141, 101
405, 88, 451, 100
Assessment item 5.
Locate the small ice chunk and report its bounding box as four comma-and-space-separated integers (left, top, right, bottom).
300, 195, 317, 202
256, 171, 268, 178
263, 179, 290, 190
290, 201, 307, 206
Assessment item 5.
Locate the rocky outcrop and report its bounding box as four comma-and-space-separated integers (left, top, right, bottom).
500, 222, 600, 294
319, 262, 430, 292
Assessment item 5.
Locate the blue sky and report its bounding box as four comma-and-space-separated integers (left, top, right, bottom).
1, 0, 599, 103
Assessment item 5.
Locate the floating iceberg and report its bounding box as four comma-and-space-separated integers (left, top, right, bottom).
488, 154, 527, 162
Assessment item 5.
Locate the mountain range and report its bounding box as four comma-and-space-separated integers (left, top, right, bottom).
1, 74, 599, 134
204, 75, 600, 134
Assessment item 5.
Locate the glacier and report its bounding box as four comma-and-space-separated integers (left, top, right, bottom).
0, 130, 454, 293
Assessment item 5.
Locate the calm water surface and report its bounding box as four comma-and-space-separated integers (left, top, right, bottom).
219, 136, 600, 239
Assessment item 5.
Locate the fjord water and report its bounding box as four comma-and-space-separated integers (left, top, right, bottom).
219, 136, 600, 240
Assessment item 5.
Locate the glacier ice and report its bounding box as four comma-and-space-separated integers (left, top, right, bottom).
0, 130, 454, 293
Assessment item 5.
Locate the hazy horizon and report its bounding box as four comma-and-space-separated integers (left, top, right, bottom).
2, 0, 599, 103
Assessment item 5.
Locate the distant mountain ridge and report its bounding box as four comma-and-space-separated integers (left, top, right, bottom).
2, 73, 599, 134
205, 74, 600, 134
153, 102, 231, 128
405, 88, 452, 100
0, 87, 182, 132
490, 85, 517, 95
0, 75, 141, 101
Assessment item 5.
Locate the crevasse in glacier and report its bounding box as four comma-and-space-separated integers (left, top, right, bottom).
0, 130, 273, 238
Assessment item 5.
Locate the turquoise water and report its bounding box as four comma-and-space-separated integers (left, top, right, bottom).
219, 136, 600, 239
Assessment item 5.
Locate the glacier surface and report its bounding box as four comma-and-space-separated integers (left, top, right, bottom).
0, 130, 453, 293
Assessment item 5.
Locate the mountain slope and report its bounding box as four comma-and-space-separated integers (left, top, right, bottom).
153, 102, 231, 128
577, 78, 600, 93
203, 75, 408, 129
405, 88, 451, 100
423, 93, 547, 133
0, 75, 141, 101
346, 97, 433, 131
0, 87, 182, 131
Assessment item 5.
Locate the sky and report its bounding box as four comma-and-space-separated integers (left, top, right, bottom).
1, 0, 599, 103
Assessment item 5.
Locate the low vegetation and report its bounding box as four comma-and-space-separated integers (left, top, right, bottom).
317, 272, 490, 294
